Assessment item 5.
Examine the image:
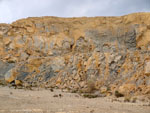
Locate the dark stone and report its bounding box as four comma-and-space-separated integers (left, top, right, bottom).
44, 67, 55, 81
124, 29, 136, 50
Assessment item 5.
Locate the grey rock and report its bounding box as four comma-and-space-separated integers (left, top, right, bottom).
4, 68, 14, 82
32, 36, 44, 50
124, 27, 137, 50
17, 72, 29, 80
0, 60, 15, 79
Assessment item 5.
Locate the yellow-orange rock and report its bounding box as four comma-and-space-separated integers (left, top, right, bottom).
0, 12, 150, 98
145, 61, 150, 75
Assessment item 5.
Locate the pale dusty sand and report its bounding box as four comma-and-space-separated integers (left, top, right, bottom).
0, 86, 150, 113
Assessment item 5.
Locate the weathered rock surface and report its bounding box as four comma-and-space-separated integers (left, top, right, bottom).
0, 60, 14, 84
0, 12, 150, 97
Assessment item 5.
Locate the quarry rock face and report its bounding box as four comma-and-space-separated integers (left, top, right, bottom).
0, 13, 150, 97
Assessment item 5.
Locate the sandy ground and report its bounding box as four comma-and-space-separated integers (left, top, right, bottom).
0, 86, 150, 113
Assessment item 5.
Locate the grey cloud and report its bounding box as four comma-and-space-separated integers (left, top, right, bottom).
0, 0, 149, 23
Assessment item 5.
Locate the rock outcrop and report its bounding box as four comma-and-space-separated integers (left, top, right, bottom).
0, 12, 150, 97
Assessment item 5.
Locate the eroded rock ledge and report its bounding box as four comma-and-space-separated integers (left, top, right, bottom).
0, 13, 150, 97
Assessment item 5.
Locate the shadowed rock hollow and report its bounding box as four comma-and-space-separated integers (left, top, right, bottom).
0, 12, 150, 98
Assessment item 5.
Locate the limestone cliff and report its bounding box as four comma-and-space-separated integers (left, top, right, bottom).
0, 12, 150, 97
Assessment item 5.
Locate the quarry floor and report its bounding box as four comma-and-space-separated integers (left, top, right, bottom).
0, 86, 150, 113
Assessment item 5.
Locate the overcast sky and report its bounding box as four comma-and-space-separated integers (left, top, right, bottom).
0, 0, 150, 23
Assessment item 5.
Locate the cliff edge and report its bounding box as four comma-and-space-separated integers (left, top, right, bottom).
0, 12, 150, 98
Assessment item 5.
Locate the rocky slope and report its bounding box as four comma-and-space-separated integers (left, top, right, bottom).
0, 12, 150, 98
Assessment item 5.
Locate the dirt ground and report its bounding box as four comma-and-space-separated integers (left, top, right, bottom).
0, 86, 150, 113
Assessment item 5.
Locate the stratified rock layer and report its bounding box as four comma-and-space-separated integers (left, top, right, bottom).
0, 13, 150, 96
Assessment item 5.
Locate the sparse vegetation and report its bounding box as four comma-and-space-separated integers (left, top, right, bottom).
124, 96, 131, 102
82, 93, 99, 98
86, 79, 96, 93
115, 91, 124, 98
71, 89, 78, 93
